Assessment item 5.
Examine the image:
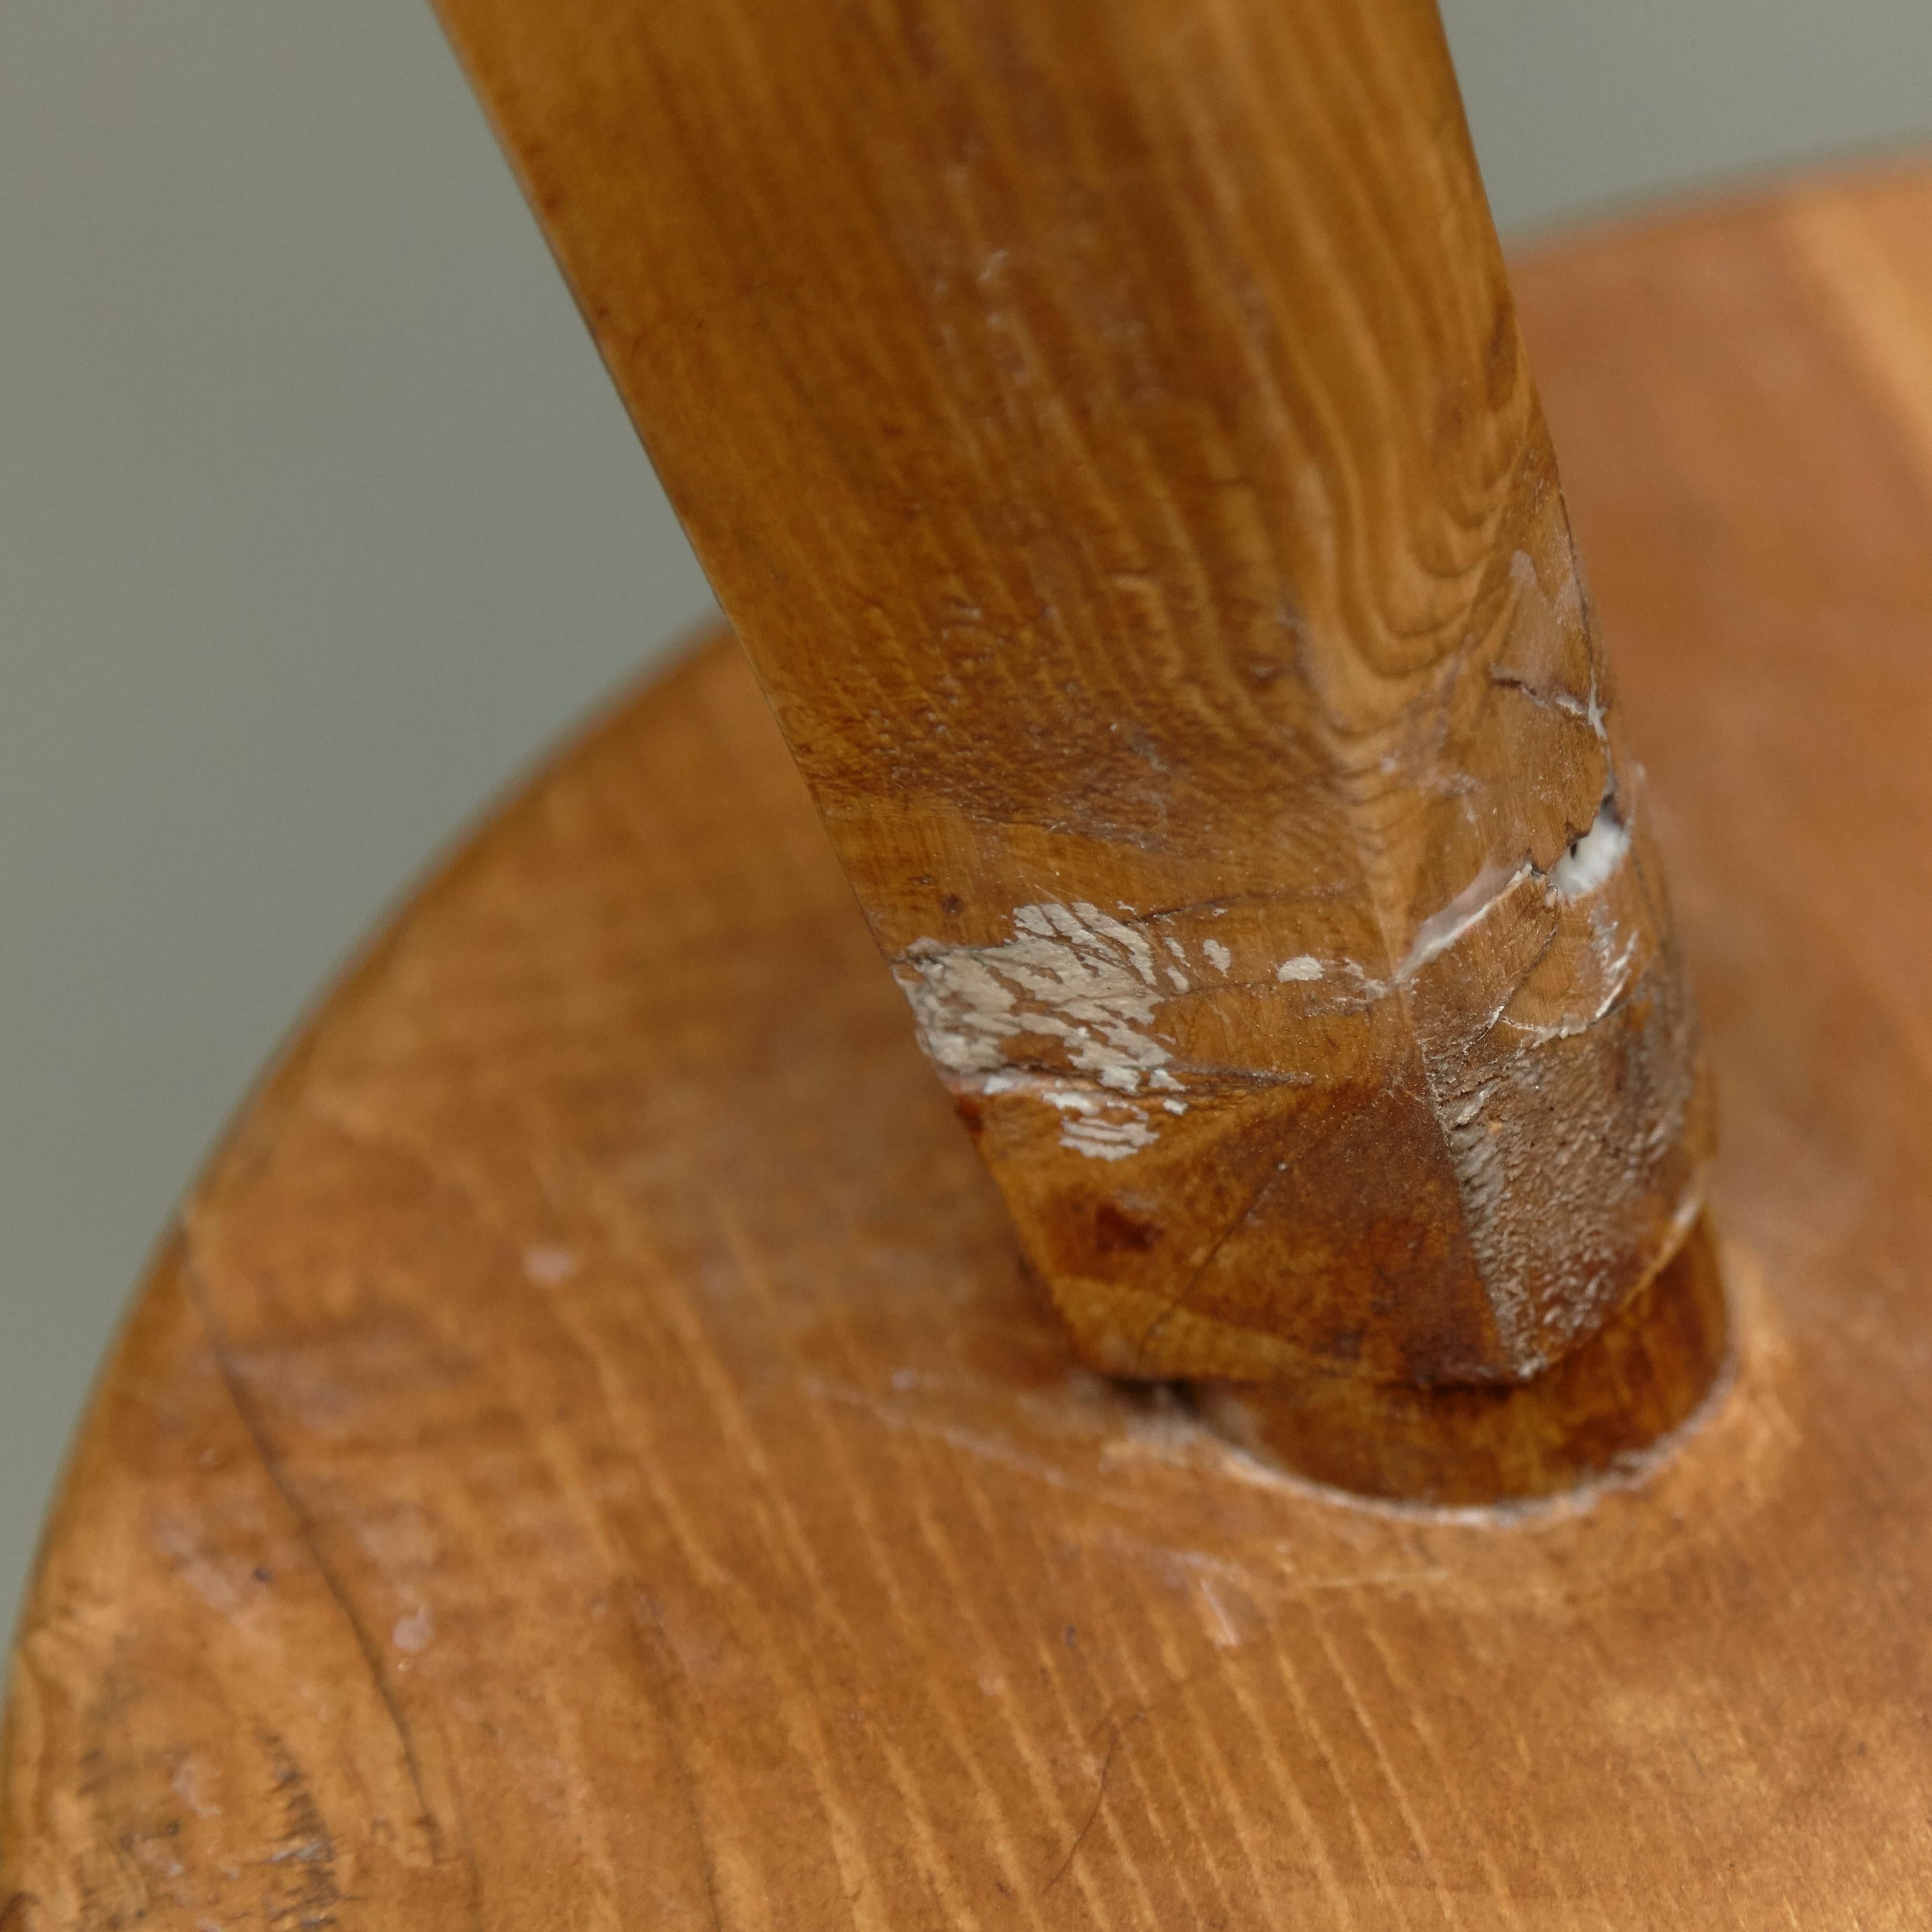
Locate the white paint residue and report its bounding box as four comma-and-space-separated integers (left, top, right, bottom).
1341, 959, 1391, 998
1395, 798, 1629, 987
1548, 806, 1629, 899
171, 1756, 222, 1819
894, 899, 1172, 1095
1399, 862, 1530, 980
1275, 955, 1322, 982
804, 1374, 1115, 1499
1203, 939, 1232, 975
1162, 935, 1191, 993
1197, 1575, 1242, 1649
522, 1244, 577, 1287
892, 901, 1193, 1159
1060, 1112, 1158, 1160
1509, 549, 1607, 742
1039, 1085, 1155, 1153
152, 1518, 242, 1616
1040, 1089, 1094, 1113
1499, 924, 1644, 1049
392, 1605, 433, 1655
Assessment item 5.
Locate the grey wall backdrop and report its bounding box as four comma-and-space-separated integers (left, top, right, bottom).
4, 0, 1930, 1644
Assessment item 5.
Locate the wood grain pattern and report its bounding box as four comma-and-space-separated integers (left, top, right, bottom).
8, 161, 1932, 1924
1201, 1210, 1729, 1505
432, 0, 1713, 1424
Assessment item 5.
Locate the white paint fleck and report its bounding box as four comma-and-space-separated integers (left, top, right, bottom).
1548, 806, 1629, 899
1203, 939, 1232, 975
894, 900, 1170, 1095
1197, 1574, 1242, 1649
804, 1374, 1116, 1499
1041, 1089, 1099, 1113
1509, 549, 1607, 742
171, 1756, 223, 1820
894, 901, 1182, 1155
1399, 861, 1530, 980
1022, 1079, 1162, 1156
1060, 1110, 1158, 1160
152, 1518, 242, 1616
1162, 1099, 1189, 1115
1341, 959, 1391, 998
522, 1244, 577, 1287
392, 1606, 433, 1656
1275, 955, 1322, 982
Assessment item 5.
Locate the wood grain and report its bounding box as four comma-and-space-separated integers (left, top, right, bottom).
1200, 1210, 1729, 1505
8, 161, 1932, 1924
432, 0, 1713, 1423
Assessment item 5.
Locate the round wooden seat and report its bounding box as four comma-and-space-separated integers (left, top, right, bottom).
7, 162, 1932, 1926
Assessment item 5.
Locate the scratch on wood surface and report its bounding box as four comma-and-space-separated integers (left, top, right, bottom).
1351, 1613, 1534, 1927
613, 1213, 986, 1927
801, 1374, 1131, 1503
633, 1596, 729, 1932
1041, 1715, 1142, 1895
176, 1241, 447, 1867
259, 1730, 343, 1932
777, 1252, 1166, 1926
1128, 1160, 1285, 1368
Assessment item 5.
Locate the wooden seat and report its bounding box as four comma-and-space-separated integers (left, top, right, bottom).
7, 159, 1932, 1927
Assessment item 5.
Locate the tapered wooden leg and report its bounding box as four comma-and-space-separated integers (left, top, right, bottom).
436, 0, 1719, 1495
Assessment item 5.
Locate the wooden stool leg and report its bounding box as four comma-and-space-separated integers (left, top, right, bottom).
435, 0, 1719, 1497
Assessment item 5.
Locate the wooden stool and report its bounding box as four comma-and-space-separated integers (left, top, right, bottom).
7, 0, 1932, 1918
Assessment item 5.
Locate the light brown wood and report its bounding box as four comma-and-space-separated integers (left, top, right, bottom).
434, 0, 1714, 1466
8, 160, 1932, 1925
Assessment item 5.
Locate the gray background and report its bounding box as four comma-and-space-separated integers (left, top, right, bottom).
4, 0, 1929, 1646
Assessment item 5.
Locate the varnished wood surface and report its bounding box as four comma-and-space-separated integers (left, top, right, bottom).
1205, 1213, 1729, 1505
10, 162, 1932, 1922
437, 0, 1712, 1416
